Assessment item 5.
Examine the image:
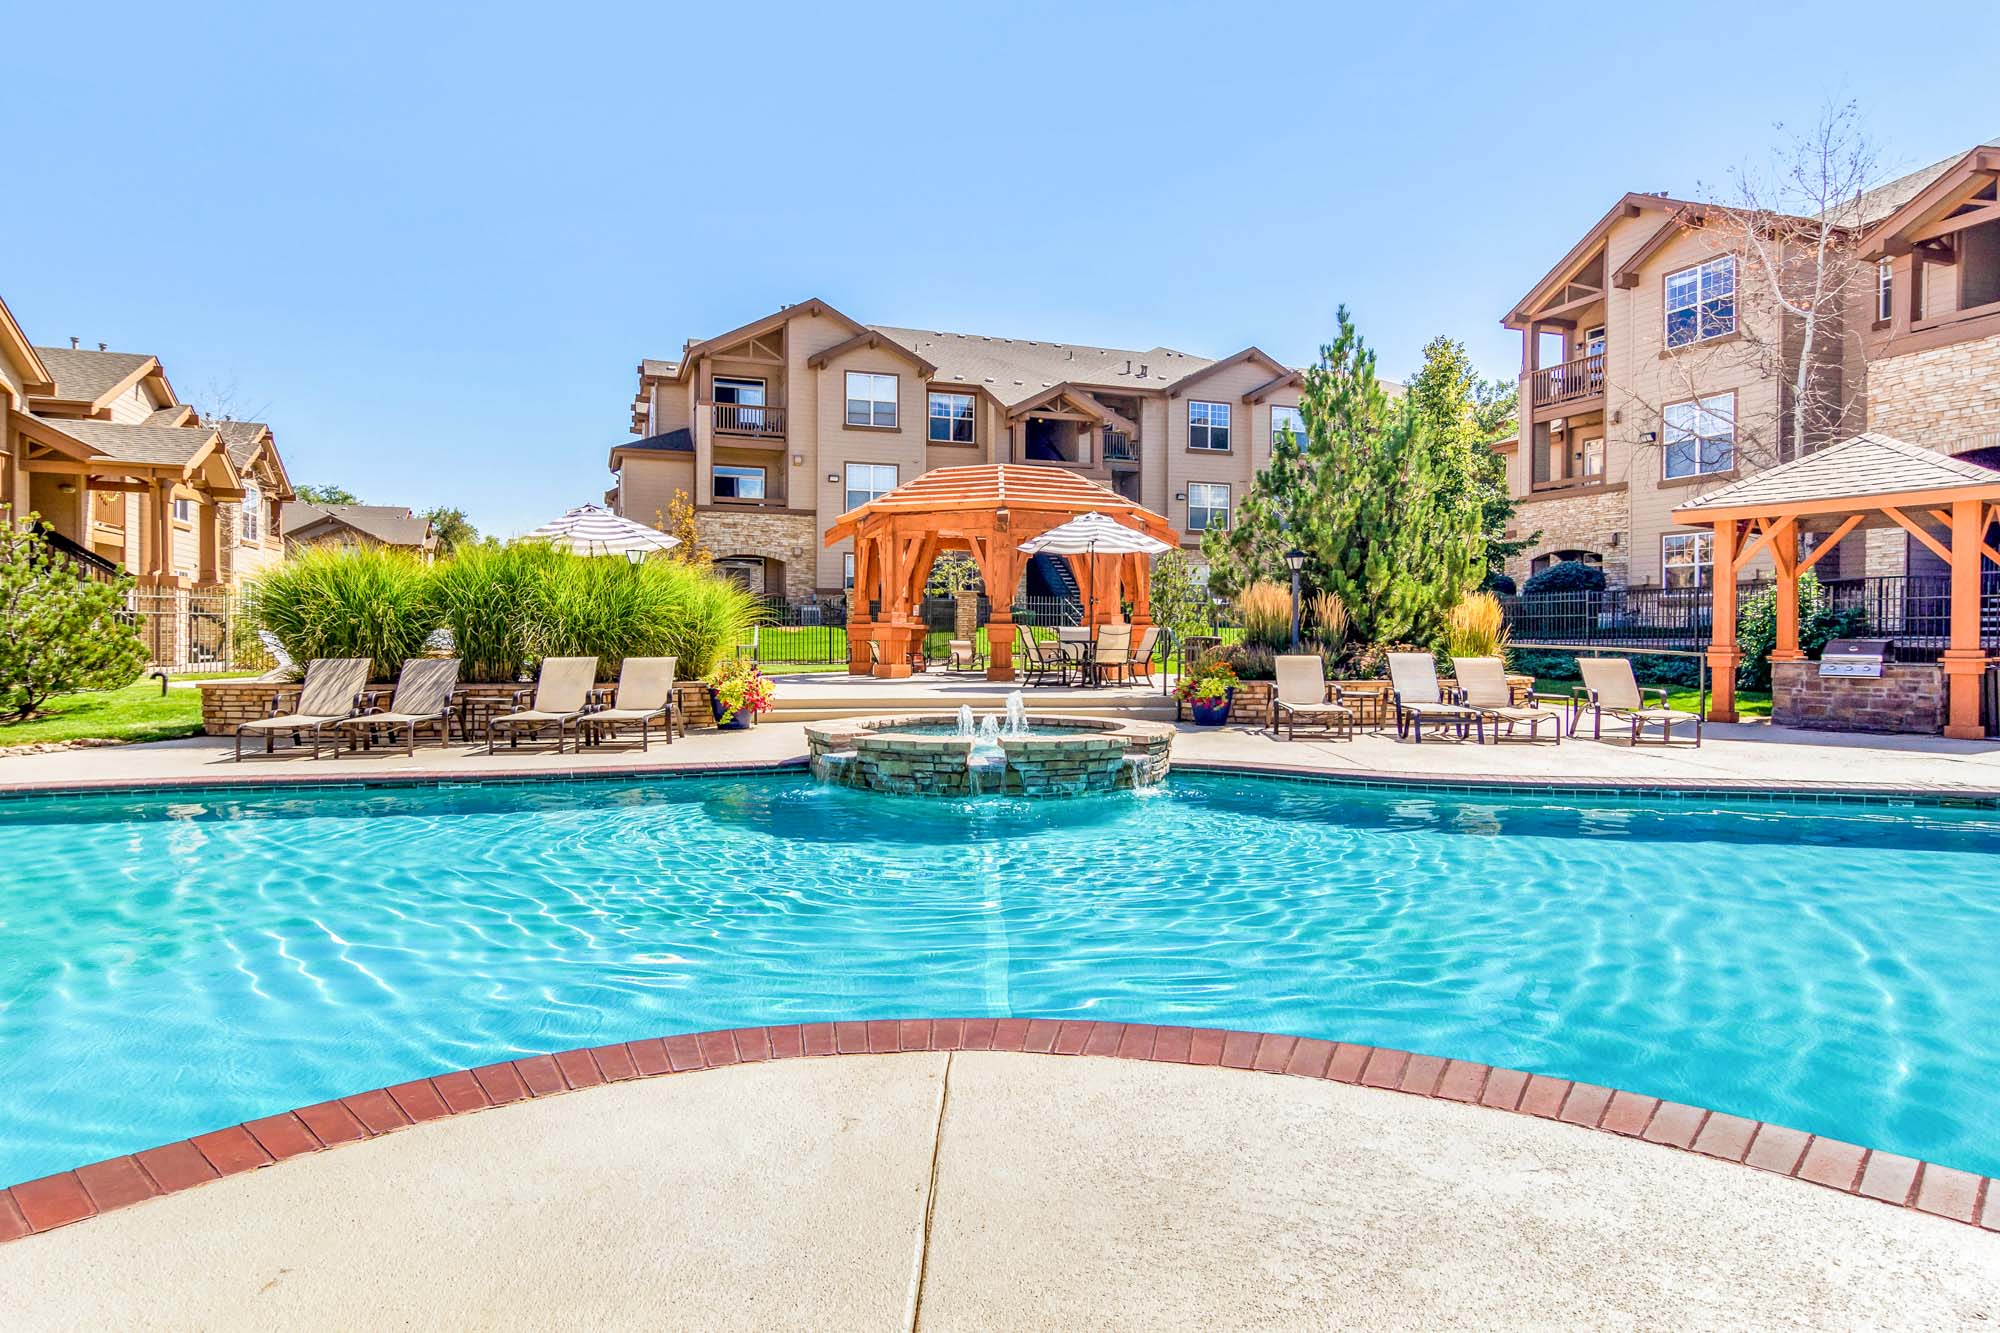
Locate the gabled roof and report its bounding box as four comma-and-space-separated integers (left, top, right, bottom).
214, 420, 295, 498
30, 346, 164, 411
1857, 140, 2000, 259
281, 502, 435, 548
27, 415, 223, 469
1672, 434, 2000, 516
1505, 192, 1685, 327
0, 295, 53, 394
824, 464, 1178, 545
608, 427, 693, 469
1164, 346, 1289, 399
147, 404, 196, 427
806, 328, 937, 375
868, 326, 1215, 408
685, 297, 866, 366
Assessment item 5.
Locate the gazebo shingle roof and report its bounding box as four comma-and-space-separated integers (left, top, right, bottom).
1673, 434, 2000, 515
825, 464, 1176, 542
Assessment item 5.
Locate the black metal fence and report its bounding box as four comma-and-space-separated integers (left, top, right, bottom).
1499, 574, 2000, 661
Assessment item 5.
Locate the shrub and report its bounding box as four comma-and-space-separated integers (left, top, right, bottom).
1507, 647, 1578, 681
1233, 580, 1293, 651
1307, 591, 1348, 651
1520, 560, 1605, 596
1342, 641, 1425, 680
1207, 642, 1277, 681
0, 512, 149, 720
429, 541, 554, 681
1735, 573, 1870, 691
1442, 592, 1508, 661
1480, 571, 1517, 596
247, 544, 437, 680
1149, 549, 1210, 639
643, 557, 764, 679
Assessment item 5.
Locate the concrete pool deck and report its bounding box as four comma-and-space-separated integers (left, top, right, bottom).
1, 1047, 1993, 1329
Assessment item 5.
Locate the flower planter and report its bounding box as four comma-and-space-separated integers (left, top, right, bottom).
1189, 691, 1233, 726
710, 688, 755, 730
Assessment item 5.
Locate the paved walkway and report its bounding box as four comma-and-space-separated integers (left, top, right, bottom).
2, 712, 1997, 794
1, 1054, 1992, 1330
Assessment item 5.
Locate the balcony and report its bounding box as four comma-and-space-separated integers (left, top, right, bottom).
712, 403, 787, 440
1527, 352, 1605, 412
1102, 431, 1139, 464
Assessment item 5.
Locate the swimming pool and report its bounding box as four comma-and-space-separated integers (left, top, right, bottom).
2, 772, 1997, 1185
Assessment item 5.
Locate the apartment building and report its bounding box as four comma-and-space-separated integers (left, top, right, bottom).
0, 293, 294, 588
608, 299, 1310, 599
1499, 137, 2000, 590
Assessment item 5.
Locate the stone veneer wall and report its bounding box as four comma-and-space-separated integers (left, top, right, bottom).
1502, 485, 1631, 588
697, 510, 818, 599
199, 679, 720, 737
806, 717, 1174, 797
1771, 660, 1944, 735
1864, 330, 2000, 456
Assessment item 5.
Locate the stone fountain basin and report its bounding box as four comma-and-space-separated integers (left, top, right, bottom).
805, 714, 1175, 797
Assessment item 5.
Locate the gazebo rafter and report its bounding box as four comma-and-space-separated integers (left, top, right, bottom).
824, 465, 1179, 680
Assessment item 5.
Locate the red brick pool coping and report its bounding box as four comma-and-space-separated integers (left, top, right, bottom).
2, 1020, 1994, 1244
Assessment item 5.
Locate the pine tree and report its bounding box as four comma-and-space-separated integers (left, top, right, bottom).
0, 510, 149, 721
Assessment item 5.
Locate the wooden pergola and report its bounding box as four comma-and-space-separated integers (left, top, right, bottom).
1672, 434, 2000, 739
824, 464, 1180, 680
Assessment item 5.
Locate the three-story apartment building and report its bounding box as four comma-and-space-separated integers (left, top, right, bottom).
609, 299, 1310, 599
1500, 137, 2000, 591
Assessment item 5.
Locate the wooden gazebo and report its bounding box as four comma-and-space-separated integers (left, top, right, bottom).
1672, 434, 2000, 739
824, 464, 1180, 680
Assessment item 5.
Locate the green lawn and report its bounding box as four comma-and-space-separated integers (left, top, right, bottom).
1531, 677, 1770, 719
0, 672, 253, 747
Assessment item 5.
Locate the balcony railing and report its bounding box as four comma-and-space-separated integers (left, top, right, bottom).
1527, 352, 1606, 410
713, 403, 786, 438
1102, 431, 1139, 463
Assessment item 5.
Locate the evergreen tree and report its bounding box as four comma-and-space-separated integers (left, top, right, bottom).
0, 510, 149, 721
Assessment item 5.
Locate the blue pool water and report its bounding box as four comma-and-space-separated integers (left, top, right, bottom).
2, 773, 1998, 1185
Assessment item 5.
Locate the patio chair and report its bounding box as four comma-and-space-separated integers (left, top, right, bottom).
866, 639, 930, 675
1016, 625, 1068, 686
1387, 652, 1481, 744
1450, 656, 1559, 745
319, 657, 461, 758
1125, 626, 1162, 684
233, 657, 371, 761
487, 656, 598, 754
1270, 654, 1354, 740
580, 656, 682, 750
944, 639, 982, 672
1573, 657, 1703, 746
1081, 624, 1131, 688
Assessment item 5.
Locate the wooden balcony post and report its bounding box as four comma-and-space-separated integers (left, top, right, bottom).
1942, 498, 1987, 739
1705, 519, 1740, 722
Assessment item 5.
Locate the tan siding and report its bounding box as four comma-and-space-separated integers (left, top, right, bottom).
1165, 364, 1267, 543
617, 454, 696, 531
810, 341, 926, 591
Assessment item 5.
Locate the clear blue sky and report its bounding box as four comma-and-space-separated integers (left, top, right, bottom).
7, 2, 1995, 535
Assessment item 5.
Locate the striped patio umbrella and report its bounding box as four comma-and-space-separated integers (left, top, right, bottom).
1018, 512, 1171, 625
521, 504, 680, 557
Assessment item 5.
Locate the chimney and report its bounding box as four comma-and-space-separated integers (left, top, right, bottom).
1139, 363, 1149, 378
69, 336, 79, 349
1123, 358, 1132, 374
97, 342, 107, 352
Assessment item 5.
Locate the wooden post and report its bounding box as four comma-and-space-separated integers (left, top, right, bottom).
1769, 517, 1803, 662
1942, 498, 1987, 740
1706, 519, 1740, 722
983, 548, 1020, 681
197, 496, 222, 585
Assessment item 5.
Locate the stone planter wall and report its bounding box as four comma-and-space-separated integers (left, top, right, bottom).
806, 715, 1174, 797
197, 678, 722, 737
1772, 660, 1945, 735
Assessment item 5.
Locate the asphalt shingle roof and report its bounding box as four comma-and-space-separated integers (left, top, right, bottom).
868, 326, 1214, 407
1674, 434, 2000, 513
281, 502, 434, 548
29, 415, 215, 467
30, 346, 155, 404
214, 420, 273, 470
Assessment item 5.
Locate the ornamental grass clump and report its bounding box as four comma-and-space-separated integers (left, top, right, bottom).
643, 557, 764, 678
429, 541, 553, 682
1308, 590, 1348, 651
1442, 591, 1508, 661
1234, 579, 1293, 651
247, 544, 436, 680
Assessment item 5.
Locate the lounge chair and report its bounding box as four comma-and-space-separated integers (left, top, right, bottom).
1450, 656, 1559, 744
1126, 626, 1161, 684
580, 656, 683, 750
487, 656, 598, 753
944, 639, 981, 672
1387, 652, 1481, 743
1573, 657, 1703, 746
1270, 654, 1353, 740
1015, 625, 1068, 686
233, 657, 371, 761
319, 657, 460, 757
1081, 625, 1131, 688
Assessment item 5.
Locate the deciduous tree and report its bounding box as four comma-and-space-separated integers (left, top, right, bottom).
0, 509, 149, 721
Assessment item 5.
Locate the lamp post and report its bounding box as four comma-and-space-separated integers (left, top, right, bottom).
1284, 547, 1306, 651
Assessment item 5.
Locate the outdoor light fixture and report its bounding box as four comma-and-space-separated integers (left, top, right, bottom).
1285, 547, 1306, 650
826, 473, 838, 484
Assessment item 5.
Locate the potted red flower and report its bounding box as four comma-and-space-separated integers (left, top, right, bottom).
1175, 660, 1237, 726
706, 658, 774, 730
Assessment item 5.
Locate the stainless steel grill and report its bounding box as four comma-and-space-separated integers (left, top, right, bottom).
1819, 638, 1892, 678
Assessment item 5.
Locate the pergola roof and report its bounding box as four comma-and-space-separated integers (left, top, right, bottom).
824, 464, 1178, 545
1672, 434, 2000, 520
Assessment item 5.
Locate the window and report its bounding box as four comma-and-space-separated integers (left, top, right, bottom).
713, 376, 765, 405
927, 391, 975, 444
172, 497, 193, 523
240, 483, 261, 541
845, 372, 898, 428
1271, 405, 1306, 451
1662, 532, 1713, 589
1188, 482, 1230, 531
1584, 325, 1606, 357
1188, 400, 1231, 451
713, 465, 765, 501
1878, 259, 1894, 323
1580, 437, 1604, 479
1662, 392, 1736, 479
845, 462, 897, 511
1664, 255, 1735, 347
843, 552, 856, 592
713, 376, 768, 431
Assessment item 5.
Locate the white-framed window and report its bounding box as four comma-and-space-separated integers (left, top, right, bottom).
1662, 531, 1713, 589
1580, 437, 1605, 478
928, 391, 975, 444
1878, 259, 1894, 322
842, 552, 856, 592
1188, 482, 1230, 531
240, 483, 261, 541
1584, 325, 1606, 357
713, 465, 765, 501
1271, 404, 1306, 451
1663, 392, 1735, 479
1664, 255, 1735, 347
713, 376, 765, 405
845, 462, 897, 511
172, 497, 193, 523
845, 372, 898, 428
1188, 400, 1231, 451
